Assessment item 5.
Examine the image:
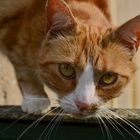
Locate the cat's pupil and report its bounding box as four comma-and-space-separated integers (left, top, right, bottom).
59, 64, 76, 79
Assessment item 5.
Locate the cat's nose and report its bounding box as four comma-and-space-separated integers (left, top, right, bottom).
76, 101, 90, 112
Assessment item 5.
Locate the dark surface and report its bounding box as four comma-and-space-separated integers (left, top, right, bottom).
0, 106, 140, 140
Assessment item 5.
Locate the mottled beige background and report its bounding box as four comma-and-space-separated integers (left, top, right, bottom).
110, 0, 140, 108
0, 52, 21, 105
0, 0, 140, 108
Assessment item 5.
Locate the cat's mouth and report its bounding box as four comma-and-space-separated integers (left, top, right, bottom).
60, 101, 98, 118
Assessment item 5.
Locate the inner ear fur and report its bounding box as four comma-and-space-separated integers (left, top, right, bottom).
111, 15, 140, 56
46, 0, 76, 38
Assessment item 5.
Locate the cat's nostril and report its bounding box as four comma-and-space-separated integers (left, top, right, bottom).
75, 101, 90, 112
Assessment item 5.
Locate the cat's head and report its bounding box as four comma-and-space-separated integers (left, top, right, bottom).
39, 0, 140, 117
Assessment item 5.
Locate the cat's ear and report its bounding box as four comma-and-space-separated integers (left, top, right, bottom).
46, 0, 76, 38
113, 15, 140, 56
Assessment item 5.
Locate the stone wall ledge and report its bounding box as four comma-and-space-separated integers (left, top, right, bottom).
0, 106, 140, 140
0, 106, 140, 124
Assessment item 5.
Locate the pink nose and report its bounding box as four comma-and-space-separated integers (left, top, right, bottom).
76, 101, 90, 112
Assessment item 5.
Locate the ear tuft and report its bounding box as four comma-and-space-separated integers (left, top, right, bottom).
113, 15, 140, 55
46, 0, 76, 38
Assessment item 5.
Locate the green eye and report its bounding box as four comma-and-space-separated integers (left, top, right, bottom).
99, 72, 118, 86
59, 64, 76, 79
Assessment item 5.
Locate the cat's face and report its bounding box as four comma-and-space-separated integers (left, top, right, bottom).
39, 29, 135, 116
39, 0, 140, 117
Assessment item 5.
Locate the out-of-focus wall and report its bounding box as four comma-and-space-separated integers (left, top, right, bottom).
0, 52, 21, 105
110, 0, 140, 108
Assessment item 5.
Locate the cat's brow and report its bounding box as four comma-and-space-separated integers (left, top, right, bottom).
40, 60, 75, 65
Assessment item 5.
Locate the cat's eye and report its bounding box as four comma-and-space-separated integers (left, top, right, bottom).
59, 64, 76, 79
99, 72, 118, 86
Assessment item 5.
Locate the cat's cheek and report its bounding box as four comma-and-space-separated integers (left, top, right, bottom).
97, 84, 126, 102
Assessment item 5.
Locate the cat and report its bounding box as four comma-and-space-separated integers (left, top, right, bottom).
0, 0, 140, 117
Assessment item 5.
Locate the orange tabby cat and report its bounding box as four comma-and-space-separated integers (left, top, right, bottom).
0, 0, 140, 117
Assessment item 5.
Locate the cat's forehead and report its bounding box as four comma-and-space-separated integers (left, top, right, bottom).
42, 24, 133, 76
45, 28, 109, 65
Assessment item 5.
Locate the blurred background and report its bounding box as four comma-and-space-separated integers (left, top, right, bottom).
0, 0, 140, 108
109, 0, 140, 108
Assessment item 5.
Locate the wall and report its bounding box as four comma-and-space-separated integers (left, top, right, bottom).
0, 52, 21, 105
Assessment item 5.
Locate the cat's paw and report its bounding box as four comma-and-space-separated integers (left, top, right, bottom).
21, 95, 51, 114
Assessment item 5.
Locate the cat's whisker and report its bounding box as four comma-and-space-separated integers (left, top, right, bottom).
106, 112, 137, 140
97, 114, 113, 140
52, 111, 64, 139
44, 110, 64, 140
61, 98, 76, 107
96, 114, 105, 138
107, 109, 140, 134
58, 99, 77, 113
103, 110, 138, 140
99, 111, 125, 138
38, 109, 63, 140
1, 105, 58, 138
0, 112, 31, 135
34, 107, 60, 128
60, 101, 78, 113
103, 108, 140, 138
17, 107, 60, 140
61, 100, 71, 106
